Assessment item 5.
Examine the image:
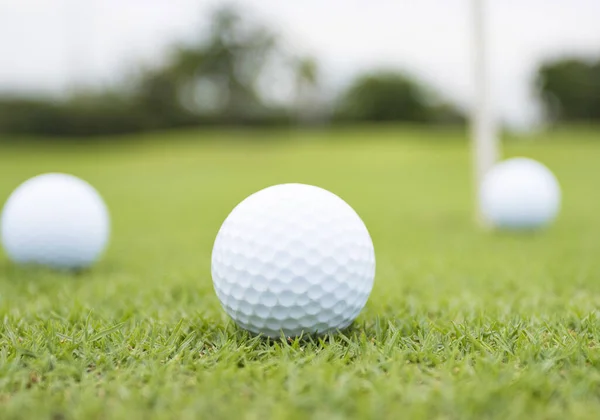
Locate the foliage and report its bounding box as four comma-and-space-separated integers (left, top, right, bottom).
0, 6, 296, 137
536, 57, 600, 122
0, 6, 471, 138
135, 7, 281, 123
335, 71, 465, 124
0, 96, 158, 137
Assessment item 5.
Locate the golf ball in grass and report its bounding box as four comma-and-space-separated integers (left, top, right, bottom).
1, 173, 110, 270
480, 157, 561, 230
211, 183, 376, 338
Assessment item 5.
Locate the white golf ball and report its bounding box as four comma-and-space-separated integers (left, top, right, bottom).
480, 157, 561, 230
211, 183, 376, 338
1, 173, 110, 269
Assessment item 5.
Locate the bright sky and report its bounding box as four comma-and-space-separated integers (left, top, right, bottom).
1, 0, 599, 127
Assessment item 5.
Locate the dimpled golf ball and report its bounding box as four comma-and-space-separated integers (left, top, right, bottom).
480, 157, 561, 230
211, 183, 376, 338
1, 173, 110, 269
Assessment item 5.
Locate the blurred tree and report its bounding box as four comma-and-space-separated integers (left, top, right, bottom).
536, 57, 600, 122
291, 56, 324, 124
134, 71, 194, 129
0, 5, 296, 137
335, 71, 464, 124
0, 94, 150, 137
0, 5, 471, 137
135, 6, 281, 124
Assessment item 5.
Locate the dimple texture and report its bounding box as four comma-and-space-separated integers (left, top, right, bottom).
1, 173, 110, 270
212, 183, 375, 338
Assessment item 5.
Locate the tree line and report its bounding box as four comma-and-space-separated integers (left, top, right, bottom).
0, 6, 598, 137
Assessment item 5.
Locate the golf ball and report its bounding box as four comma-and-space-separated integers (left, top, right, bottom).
480, 157, 561, 230
1, 173, 110, 269
211, 183, 375, 338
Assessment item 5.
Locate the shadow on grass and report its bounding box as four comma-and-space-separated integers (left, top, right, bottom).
200, 319, 367, 350
0, 259, 122, 284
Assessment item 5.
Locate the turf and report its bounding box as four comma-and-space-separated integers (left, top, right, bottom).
1, 126, 600, 419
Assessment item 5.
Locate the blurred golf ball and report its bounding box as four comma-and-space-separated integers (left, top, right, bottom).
211, 183, 376, 338
1, 173, 110, 270
480, 157, 561, 230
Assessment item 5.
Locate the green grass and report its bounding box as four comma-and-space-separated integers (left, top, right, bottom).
1, 126, 600, 419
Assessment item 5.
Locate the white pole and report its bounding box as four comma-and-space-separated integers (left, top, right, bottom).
471, 0, 499, 225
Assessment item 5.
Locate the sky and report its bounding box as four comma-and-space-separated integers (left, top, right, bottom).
0, 0, 599, 127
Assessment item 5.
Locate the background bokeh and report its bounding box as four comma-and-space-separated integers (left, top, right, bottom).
0, 1, 599, 136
